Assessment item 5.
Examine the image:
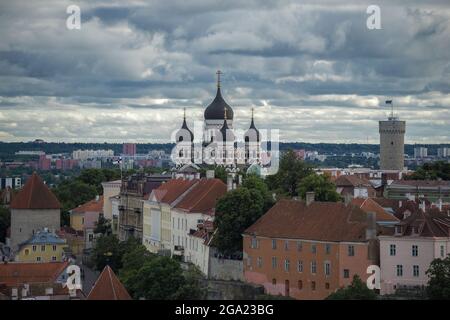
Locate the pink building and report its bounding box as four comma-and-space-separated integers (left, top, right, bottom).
122, 143, 137, 156
379, 208, 450, 295
38, 154, 51, 170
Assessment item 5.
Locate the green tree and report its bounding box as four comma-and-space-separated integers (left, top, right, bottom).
94, 215, 112, 236
426, 255, 450, 299
407, 161, 450, 181
265, 149, 312, 197
0, 206, 11, 243
326, 275, 378, 300
242, 174, 274, 211
173, 265, 206, 300
131, 256, 186, 300
214, 187, 264, 255
78, 168, 121, 194
90, 235, 142, 272
297, 174, 342, 202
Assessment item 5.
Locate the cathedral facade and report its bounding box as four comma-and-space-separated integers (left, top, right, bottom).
173, 71, 261, 169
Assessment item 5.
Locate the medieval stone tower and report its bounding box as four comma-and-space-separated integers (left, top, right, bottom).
9, 172, 61, 251
379, 115, 406, 171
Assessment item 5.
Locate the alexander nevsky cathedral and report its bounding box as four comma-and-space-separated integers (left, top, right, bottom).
173, 71, 263, 172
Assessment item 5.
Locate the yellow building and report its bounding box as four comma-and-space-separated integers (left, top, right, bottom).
15, 229, 68, 263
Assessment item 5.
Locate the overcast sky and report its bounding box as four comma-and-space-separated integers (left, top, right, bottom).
0, 0, 449, 144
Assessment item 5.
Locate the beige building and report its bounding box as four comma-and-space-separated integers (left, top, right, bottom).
101, 180, 121, 234
379, 116, 406, 171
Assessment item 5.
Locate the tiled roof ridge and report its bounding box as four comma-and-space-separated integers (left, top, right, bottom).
108, 266, 117, 300
185, 179, 221, 212
170, 179, 199, 207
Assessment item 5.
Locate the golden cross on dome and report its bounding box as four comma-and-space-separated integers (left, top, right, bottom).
224, 106, 227, 120
183, 107, 186, 120
251, 107, 254, 119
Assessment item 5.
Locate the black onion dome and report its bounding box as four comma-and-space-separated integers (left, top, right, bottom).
245, 110, 260, 142
176, 112, 194, 142
204, 87, 234, 120
220, 115, 235, 142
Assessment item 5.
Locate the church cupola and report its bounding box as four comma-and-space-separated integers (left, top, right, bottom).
176, 108, 194, 143
220, 107, 235, 143
244, 108, 260, 143
204, 70, 234, 121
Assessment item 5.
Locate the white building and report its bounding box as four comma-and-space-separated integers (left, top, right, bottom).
379, 208, 450, 295
413, 147, 428, 159
437, 147, 450, 158
72, 149, 114, 161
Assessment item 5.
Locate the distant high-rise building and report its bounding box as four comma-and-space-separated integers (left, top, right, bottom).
437, 147, 450, 158
414, 147, 428, 159
122, 143, 137, 156
379, 116, 406, 171
38, 154, 51, 171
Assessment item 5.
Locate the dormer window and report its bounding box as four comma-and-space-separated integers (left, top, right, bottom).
395, 225, 403, 235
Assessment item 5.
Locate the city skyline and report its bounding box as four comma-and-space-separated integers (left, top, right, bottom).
0, 1, 449, 144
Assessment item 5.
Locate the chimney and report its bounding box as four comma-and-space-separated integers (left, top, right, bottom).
419, 201, 426, 213
344, 193, 353, 206
366, 211, 378, 262
95, 195, 100, 202
437, 198, 443, 212
306, 192, 315, 206
365, 212, 377, 240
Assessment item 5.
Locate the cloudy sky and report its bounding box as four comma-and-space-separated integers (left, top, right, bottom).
0, 0, 449, 144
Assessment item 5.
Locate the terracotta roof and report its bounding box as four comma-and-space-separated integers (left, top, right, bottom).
0, 261, 69, 286
10, 173, 61, 209
396, 209, 450, 237
335, 175, 371, 187
372, 197, 400, 209
87, 265, 131, 300
175, 178, 227, 214
71, 196, 103, 214
153, 178, 198, 204
351, 198, 399, 222
244, 199, 371, 242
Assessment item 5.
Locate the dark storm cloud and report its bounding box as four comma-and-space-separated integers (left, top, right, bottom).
0, 0, 449, 142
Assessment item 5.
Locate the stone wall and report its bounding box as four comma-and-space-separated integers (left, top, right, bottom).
208, 256, 244, 281
10, 208, 60, 251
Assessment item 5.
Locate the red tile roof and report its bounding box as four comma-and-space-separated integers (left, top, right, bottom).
87, 266, 131, 300
351, 198, 399, 222
244, 199, 371, 242
335, 175, 371, 187
391, 180, 450, 187
0, 261, 69, 286
10, 173, 61, 209
153, 178, 198, 204
396, 209, 450, 237
175, 178, 227, 214
71, 196, 103, 214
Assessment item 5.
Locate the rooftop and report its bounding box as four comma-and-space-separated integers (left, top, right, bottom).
71, 196, 103, 214
244, 199, 371, 242
10, 173, 61, 210
0, 261, 69, 286
152, 178, 198, 204
87, 265, 131, 300
20, 229, 66, 247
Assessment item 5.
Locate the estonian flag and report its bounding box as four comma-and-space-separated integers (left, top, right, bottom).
385, 100, 393, 104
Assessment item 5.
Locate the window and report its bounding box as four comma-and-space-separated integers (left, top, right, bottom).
52, 256, 57, 261
311, 261, 317, 274
172, 218, 175, 228
36, 257, 41, 262
52, 245, 57, 251
396, 265, 403, 277
285, 280, 290, 296
440, 245, 445, 258
412, 245, 418, 257
82, 217, 84, 224
343, 269, 350, 278
257, 257, 263, 268
247, 256, 252, 267
32, 245, 36, 252
325, 244, 331, 255
297, 260, 303, 273
89, 234, 94, 242
251, 237, 259, 249
24, 249, 29, 255
284, 259, 290, 272
325, 282, 330, 290
284, 241, 289, 251
324, 262, 331, 276
298, 280, 303, 290
272, 239, 277, 250
297, 241, 302, 252
348, 245, 355, 257
272, 257, 277, 269
390, 244, 396, 256
311, 281, 316, 291
41, 245, 46, 252
413, 265, 419, 277
311, 244, 317, 254
272, 278, 277, 285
